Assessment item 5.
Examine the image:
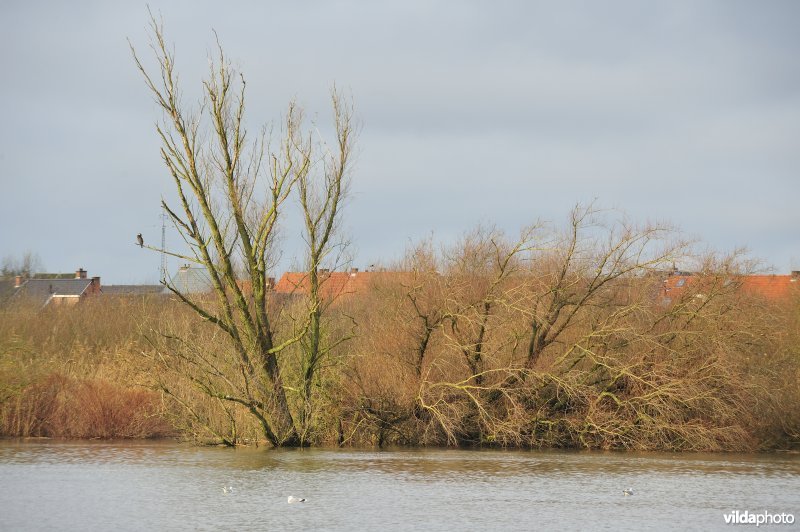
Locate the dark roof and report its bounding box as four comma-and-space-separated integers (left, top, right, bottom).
23, 279, 93, 296
0, 279, 17, 305
12, 278, 93, 307
102, 285, 165, 296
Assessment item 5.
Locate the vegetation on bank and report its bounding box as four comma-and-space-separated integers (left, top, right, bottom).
0, 298, 173, 440
1, 230, 798, 451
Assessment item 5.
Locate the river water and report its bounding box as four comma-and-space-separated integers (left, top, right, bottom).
0, 441, 797, 531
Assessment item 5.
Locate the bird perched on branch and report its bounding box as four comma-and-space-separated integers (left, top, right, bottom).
136, 233, 144, 247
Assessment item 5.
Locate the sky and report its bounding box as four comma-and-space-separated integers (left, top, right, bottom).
1, 0, 798, 284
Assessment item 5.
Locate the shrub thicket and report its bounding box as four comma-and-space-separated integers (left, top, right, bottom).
1, 217, 797, 451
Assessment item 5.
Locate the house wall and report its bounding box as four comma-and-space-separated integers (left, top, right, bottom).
51, 295, 81, 306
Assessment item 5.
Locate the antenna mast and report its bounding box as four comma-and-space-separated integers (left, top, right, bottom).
160, 204, 167, 282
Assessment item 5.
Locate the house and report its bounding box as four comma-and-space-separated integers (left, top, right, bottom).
739, 274, 800, 300
660, 270, 799, 304
10, 268, 102, 307
273, 268, 404, 302
165, 264, 213, 295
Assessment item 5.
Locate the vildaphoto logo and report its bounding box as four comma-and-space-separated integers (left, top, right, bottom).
723, 510, 795, 526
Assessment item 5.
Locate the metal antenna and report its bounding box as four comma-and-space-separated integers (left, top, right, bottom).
160, 204, 168, 283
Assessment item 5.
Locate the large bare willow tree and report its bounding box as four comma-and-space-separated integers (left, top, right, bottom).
131, 16, 354, 447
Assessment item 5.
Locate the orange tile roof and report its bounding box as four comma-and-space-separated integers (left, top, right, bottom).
273, 270, 406, 300
660, 273, 798, 302
740, 275, 799, 300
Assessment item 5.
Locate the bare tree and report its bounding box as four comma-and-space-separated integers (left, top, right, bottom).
131, 15, 354, 447
1, 252, 43, 278
360, 208, 707, 447
440, 225, 540, 383
294, 89, 356, 442
523, 203, 684, 369
400, 238, 447, 378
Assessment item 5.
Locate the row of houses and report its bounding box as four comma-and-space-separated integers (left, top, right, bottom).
3, 265, 799, 309
2, 267, 162, 308
0, 265, 395, 308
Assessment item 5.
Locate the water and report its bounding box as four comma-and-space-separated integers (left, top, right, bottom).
0, 441, 797, 531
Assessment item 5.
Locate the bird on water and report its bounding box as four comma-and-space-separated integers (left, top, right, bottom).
288, 496, 306, 504
623, 488, 634, 496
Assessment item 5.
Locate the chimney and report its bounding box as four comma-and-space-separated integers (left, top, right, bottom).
791, 271, 800, 281
350, 268, 359, 273
14, 275, 24, 288
75, 268, 87, 279
91, 276, 101, 294
267, 277, 276, 290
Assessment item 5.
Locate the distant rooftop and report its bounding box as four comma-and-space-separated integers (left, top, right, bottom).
3, 267, 101, 307
102, 285, 165, 296
274, 269, 407, 301
661, 271, 799, 302
167, 265, 213, 294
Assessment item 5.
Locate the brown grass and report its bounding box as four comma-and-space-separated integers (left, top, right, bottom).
0, 297, 176, 439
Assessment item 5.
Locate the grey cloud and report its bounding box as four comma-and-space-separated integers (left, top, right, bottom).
1, 0, 798, 281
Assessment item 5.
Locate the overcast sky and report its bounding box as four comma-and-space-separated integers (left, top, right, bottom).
1, 1, 798, 283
